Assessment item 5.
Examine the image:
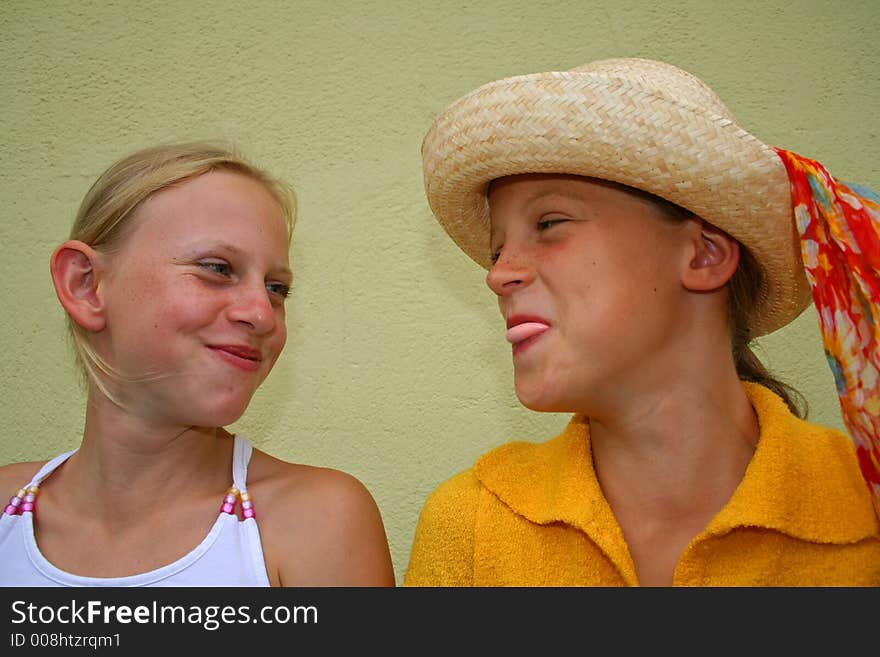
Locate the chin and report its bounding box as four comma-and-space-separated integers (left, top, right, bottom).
514, 374, 586, 414
193, 397, 252, 428
515, 387, 562, 413
212, 411, 248, 428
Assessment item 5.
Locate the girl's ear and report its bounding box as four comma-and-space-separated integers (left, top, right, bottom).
50, 240, 107, 332
681, 220, 740, 292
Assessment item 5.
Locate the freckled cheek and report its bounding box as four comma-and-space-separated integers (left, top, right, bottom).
111, 276, 167, 335
535, 240, 567, 263
142, 296, 221, 341
563, 268, 641, 331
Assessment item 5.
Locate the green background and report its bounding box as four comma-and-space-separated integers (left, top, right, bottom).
2, 0, 877, 584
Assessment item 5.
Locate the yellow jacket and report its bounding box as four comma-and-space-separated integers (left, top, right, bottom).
404, 384, 880, 586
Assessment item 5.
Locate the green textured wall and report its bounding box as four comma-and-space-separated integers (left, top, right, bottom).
1, 0, 877, 584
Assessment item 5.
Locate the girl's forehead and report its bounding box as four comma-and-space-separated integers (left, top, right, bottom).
488, 174, 658, 217
116, 173, 289, 257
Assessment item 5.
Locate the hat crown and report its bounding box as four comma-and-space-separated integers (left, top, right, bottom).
569, 57, 737, 123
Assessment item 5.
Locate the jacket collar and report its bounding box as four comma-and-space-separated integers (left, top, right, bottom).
474, 383, 878, 546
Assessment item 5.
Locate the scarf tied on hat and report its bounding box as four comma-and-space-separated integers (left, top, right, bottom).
775, 148, 880, 517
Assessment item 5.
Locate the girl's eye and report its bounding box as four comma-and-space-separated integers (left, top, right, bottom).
266, 282, 291, 299
489, 249, 501, 264
198, 261, 232, 276
538, 218, 567, 231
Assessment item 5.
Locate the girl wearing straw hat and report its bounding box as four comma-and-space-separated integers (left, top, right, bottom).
404, 58, 880, 586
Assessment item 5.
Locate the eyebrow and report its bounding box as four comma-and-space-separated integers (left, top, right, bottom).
488, 189, 585, 236
176, 241, 293, 279
521, 188, 590, 207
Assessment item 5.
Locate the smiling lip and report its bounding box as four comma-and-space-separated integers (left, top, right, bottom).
505, 315, 551, 354
208, 345, 262, 372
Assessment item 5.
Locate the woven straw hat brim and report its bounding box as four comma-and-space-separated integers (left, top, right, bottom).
422, 63, 812, 337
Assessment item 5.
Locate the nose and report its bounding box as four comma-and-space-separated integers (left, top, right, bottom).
485, 246, 535, 296
227, 280, 277, 334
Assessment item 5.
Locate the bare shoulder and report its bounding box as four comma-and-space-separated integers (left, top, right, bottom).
247, 450, 395, 587
0, 461, 47, 499
248, 450, 380, 513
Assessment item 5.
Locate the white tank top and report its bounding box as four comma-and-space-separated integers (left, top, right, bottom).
0, 435, 271, 586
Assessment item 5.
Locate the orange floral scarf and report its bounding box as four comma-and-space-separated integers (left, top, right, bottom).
775, 148, 880, 517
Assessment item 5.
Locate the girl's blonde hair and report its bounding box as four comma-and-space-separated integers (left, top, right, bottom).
65, 140, 297, 400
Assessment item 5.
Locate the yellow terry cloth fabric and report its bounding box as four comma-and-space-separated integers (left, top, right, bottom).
404, 383, 880, 586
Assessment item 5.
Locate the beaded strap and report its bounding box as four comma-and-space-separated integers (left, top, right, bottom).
1, 448, 74, 518
3, 438, 256, 520
4, 483, 254, 520
219, 486, 256, 520
3, 486, 39, 516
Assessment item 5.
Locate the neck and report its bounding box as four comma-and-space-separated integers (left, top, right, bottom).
44, 391, 234, 525
587, 339, 759, 519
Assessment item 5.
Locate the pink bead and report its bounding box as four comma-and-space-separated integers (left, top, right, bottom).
23, 494, 36, 503
4, 505, 17, 515
9, 497, 21, 507
221, 502, 235, 514
241, 500, 253, 510
242, 508, 255, 519
224, 495, 236, 505
21, 502, 34, 512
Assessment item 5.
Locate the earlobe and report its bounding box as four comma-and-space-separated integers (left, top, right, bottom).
50, 240, 107, 332
681, 221, 740, 292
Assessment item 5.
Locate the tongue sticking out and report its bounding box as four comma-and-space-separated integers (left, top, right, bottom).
505, 322, 550, 344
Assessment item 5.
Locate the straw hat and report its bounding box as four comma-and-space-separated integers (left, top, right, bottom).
421, 57, 812, 337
